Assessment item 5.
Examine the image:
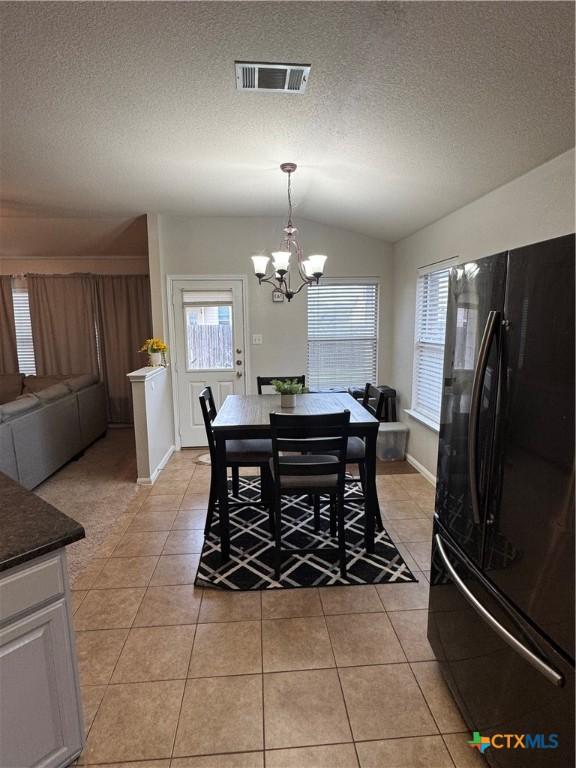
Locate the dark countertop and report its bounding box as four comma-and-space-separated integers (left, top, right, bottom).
0, 472, 85, 573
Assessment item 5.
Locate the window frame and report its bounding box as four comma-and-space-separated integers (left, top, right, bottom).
407, 258, 458, 431
306, 276, 380, 391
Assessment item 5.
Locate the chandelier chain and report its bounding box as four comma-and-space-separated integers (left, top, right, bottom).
287, 171, 293, 226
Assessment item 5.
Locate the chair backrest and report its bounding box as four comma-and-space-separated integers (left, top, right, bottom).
198, 386, 217, 457
269, 410, 350, 490
257, 375, 306, 395
362, 383, 397, 422
362, 384, 386, 421
380, 386, 398, 421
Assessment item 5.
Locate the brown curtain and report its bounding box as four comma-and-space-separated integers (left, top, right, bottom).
0, 276, 19, 374
95, 275, 152, 424
27, 274, 99, 377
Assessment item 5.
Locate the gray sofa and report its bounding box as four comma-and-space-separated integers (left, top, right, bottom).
0, 373, 107, 489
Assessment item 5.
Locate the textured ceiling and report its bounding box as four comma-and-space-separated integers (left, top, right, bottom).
1, 1, 574, 242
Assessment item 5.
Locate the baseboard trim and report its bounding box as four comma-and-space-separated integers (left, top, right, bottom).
137, 444, 175, 485
406, 453, 436, 486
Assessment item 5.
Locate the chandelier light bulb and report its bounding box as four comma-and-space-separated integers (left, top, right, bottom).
307, 254, 327, 276
251, 255, 270, 277
302, 260, 314, 277
272, 250, 291, 273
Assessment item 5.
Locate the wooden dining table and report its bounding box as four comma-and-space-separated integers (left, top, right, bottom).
211, 392, 381, 561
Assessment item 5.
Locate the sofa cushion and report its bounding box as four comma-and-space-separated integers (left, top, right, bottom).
0, 394, 41, 421
23, 375, 67, 394
65, 373, 100, 392
0, 373, 24, 404
34, 383, 71, 403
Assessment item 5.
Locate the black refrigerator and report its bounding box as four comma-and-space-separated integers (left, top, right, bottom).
427, 234, 575, 767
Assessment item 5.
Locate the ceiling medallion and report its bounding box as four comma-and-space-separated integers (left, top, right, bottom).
251, 163, 327, 302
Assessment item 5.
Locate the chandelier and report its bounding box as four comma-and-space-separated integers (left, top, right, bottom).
251, 162, 327, 302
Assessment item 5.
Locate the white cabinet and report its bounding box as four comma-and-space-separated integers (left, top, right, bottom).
0, 552, 84, 768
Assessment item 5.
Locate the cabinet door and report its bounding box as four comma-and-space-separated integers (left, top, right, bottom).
0, 599, 84, 768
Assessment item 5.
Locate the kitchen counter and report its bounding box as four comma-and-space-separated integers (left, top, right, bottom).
0, 471, 85, 572
0, 471, 86, 768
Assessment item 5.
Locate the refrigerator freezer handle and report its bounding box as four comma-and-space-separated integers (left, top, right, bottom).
468, 310, 500, 525
435, 534, 564, 687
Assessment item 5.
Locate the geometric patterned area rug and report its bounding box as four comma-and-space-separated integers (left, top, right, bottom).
195, 476, 418, 590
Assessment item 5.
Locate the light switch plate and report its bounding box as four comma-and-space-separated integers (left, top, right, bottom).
252, 334, 263, 345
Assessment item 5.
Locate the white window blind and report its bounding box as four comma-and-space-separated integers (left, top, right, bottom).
12, 286, 36, 375
411, 265, 451, 425
307, 281, 378, 390
182, 290, 233, 305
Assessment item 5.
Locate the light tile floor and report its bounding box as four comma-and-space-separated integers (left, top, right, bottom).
57, 433, 485, 767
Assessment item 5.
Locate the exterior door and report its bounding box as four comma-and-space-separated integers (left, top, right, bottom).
435, 254, 507, 566
173, 279, 246, 446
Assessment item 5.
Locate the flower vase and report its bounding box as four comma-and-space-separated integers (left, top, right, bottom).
281, 393, 296, 408
149, 351, 162, 367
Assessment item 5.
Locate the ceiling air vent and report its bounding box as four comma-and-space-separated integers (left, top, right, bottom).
235, 62, 310, 94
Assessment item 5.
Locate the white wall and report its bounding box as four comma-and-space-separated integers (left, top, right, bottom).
392, 148, 575, 476
149, 214, 394, 394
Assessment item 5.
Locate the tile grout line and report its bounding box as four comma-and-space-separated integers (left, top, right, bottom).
167, 552, 204, 763
260, 592, 266, 767
440, 733, 461, 768
78, 595, 135, 760
384, 615, 455, 759
322, 609, 360, 765
77, 658, 447, 683
168, 627, 196, 761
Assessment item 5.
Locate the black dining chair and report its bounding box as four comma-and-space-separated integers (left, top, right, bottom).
363, 383, 397, 422
311, 383, 386, 532
269, 410, 350, 581
256, 375, 306, 394
199, 387, 274, 536
362, 383, 388, 421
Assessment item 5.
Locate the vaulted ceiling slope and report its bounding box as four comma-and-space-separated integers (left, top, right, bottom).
1, 1, 573, 242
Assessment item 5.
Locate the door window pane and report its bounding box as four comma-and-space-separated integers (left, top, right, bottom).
185, 304, 233, 370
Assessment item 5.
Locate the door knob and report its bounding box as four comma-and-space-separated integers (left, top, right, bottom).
236, 371, 243, 378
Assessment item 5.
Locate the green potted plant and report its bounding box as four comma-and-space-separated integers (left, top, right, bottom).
271, 378, 307, 408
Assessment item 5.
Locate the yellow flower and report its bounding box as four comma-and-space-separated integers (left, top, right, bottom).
139, 338, 168, 354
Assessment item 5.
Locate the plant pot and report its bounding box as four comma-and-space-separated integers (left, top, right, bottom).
149, 351, 162, 367
280, 393, 296, 408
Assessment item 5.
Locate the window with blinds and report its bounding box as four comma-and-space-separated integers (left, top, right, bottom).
12, 286, 36, 375
411, 264, 451, 425
307, 281, 378, 390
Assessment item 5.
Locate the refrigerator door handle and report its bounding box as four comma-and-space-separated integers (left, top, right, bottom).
435, 534, 564, 687
468, 310, 500, 524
